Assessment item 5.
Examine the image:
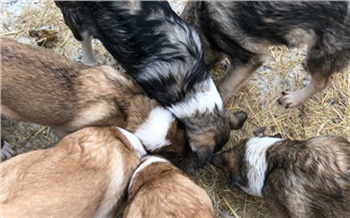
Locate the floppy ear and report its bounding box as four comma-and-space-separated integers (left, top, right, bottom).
229, 111, 247, 130
210, 149, 234, 171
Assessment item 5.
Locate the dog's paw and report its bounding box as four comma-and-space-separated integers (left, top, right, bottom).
277, 91, 304, 109
1, 139, 16, 161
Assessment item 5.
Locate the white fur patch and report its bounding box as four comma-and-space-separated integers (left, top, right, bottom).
242, 137, 283, 197
168, 79, 223, 119
128, 156, 169, 191
134, 107, 174, 152
117, 127, 147, 159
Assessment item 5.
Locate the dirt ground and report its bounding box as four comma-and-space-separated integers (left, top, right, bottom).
1, 1, 349, 218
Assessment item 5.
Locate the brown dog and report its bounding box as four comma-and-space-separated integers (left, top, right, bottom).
1, 126, 146, 218
1, 38, 186, 159
210, 136, 350, 218
123, 155, 214, 218
181, 2, 350, 108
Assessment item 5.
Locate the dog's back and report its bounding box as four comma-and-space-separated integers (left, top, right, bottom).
1, 38, 143, 126
1, 126, 146, 218
211, 136, 350, 218
56, 1, 207, 104
264, 136, 350, 218
124, 156, 214, 218
182, 2, 350, 107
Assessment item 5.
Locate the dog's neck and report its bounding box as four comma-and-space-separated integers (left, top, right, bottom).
134, 106, 174, 152
241, 137, 283, 197
167, 78, 223, 119
128, 156, 171, 196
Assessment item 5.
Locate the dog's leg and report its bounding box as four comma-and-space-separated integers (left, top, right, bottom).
81, 31, 97, 66
218, 55, 264, 103
1, 139, 16, 161
277, 73, 331, 108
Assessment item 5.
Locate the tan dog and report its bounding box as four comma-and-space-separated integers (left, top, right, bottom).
1, 38, 186, 159
210, 136, 350, 218
1, 126, 146, 218
123, 155, 214, 218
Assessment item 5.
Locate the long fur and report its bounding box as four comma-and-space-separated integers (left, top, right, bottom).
211, 136, 350, 218
55, 1, 248, 164
1, 38, 186, 158
181, 1, 350, 108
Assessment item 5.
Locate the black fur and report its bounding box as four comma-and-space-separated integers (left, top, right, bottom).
55, 1, 244, 165
181, 1, 350, 107
55, 1, 208, 107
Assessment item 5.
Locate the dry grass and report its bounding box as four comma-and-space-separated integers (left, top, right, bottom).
1, 1, 349, 218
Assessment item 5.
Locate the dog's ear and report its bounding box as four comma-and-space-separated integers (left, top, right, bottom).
228, 111, 247, 130
210, 149, 235, 171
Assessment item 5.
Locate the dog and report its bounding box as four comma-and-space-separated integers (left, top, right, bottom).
1, 126, 146, 218
55, 1, 248, 165
1, 38, 186, 160
210, 136, 350, 218
123, 155, 214, 218
181, 1, 350, 108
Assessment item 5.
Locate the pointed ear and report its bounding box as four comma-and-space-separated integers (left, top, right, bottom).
209, 149, 234, 171
229, 111, 247, 130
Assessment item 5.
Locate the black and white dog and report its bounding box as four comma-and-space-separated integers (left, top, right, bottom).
55, 1, 247, 165
181, 1, 350, 108
211, 136, 350, 218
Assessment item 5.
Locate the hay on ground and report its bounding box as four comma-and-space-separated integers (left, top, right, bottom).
1, 1, 349, 217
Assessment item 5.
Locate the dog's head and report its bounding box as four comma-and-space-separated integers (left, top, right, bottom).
210, 138, 249, 188
184, 108, 247, 167
210, 136, 284, 197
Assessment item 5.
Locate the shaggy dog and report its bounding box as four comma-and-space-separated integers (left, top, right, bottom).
55, 1, 247, 165
1, 38, 186, 160
211, 136, 350, 218
181, 1, 350, 108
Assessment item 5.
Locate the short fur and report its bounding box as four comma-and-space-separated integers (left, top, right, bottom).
1, 38, 186, 159
181, 1, 350, 108
55, 1, 247, 165
211, 136, 350, 218
1, 126, 146, 218
124, 155, 214, 218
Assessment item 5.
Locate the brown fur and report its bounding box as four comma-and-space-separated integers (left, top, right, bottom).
1, 126, 144, 218
0, 38, 187, 158
211, 136, 350, 218
124, 156, 214, 218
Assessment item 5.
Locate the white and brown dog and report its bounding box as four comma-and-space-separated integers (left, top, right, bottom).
124, 155, 214, 218
1, 126, 146, 218
210, 136, 350, 218
1, 38, 187, 160
181, 1, 350, 108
